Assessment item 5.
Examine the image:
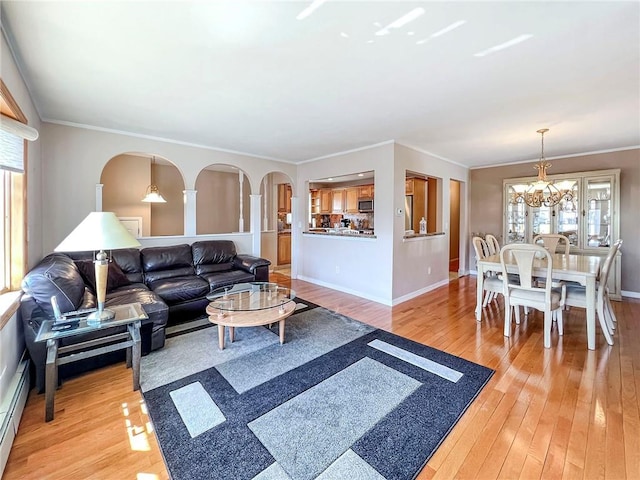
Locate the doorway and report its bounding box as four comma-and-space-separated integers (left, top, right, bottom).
276, 182, 292, 277
449, 180, 461, 280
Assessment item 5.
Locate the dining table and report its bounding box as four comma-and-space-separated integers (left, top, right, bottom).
476, 252, 602, 350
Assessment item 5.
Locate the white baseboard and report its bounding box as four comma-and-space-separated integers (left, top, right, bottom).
621, 290, 640, 299
296, 275, 393, 306
295, 276, 451, 306
391, 279, 450, 305
0, 356, 29, 478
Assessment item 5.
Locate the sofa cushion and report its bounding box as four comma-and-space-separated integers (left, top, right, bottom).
111, 248, 144, 284
75, 259, 131, 293
142, 244, 193, 272
106, 283, 169, 328
200, 269, 255, 291
196, 262, 234, 275
147, 275, 210, 304
21, 253, 85, 317
192, 240, 237, 265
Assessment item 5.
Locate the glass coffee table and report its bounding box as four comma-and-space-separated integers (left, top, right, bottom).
206, 282, 296, 350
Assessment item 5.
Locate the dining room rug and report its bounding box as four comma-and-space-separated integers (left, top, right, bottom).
140, 299, 494, 480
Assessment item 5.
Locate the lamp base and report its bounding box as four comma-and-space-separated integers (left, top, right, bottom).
87, 308, 115, 325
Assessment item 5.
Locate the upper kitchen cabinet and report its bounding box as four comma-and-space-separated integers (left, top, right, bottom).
359, 184, 374, 199
320, 189, 332, 213
345, 187, 359, 213
277, 184, 292, 212
331, 188, 345, 213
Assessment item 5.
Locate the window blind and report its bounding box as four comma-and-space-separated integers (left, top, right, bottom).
0, 114, 39, 173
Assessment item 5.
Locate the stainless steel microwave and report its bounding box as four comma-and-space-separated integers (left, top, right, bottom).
358, 199, 374, 212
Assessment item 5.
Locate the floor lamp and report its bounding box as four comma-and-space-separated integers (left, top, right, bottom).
55, 212, 141, 323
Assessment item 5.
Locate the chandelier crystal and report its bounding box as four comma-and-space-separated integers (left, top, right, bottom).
512, 128, 573, 208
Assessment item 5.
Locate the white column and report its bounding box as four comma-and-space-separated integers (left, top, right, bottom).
263, 174, 270, 230
184, 189, 197, 236
95, 184, 103, 212
238, 171, 244, 233
290, 195, 297, 279
250, 194, 262, 256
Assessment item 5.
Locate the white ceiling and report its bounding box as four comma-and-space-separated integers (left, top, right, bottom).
2, 1, 639, 168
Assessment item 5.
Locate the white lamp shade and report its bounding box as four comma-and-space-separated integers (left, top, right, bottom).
54, 212, 142, 252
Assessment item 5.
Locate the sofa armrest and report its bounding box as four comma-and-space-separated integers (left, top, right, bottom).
234, 254, 271, 274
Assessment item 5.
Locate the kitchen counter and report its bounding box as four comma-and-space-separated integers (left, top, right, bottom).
304, 228, 376, 239
403, 231, 445, 241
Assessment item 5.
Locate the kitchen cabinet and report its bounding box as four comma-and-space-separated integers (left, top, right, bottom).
405, 177, 426, 231
277, 233, 291, 265
319, 189, 332, 213
503, 168, 621, 299
310, 189, 321, 215
405, 179, 414, 195
345, 188, 359, 213
332, 189, 345, 213
278, 184, 292, 213
359, 184, 374, 198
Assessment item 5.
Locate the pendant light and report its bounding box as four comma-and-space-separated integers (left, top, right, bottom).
142, 156, 167, 203
512, 128, 573, 208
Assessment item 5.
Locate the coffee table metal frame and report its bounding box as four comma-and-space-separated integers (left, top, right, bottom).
206, 282, 296, 350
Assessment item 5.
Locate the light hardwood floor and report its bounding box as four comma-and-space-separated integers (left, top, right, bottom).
4, 274, 639, 479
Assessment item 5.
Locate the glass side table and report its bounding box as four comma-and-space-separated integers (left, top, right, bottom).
35, 302, 148, 422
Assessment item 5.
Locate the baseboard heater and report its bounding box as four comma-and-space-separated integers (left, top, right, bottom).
0, 354, 30, 477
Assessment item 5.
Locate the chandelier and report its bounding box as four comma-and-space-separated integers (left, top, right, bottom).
142, 156, 167, 203
512, 128, 573, 208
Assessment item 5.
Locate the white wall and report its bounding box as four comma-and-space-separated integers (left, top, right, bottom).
2, 31, 43, 268
40, 123, 296, 254
296, 142, 396, 304
295, 142, 470, 305
392, 144, 470, 301
1, 29, 42, 466
0, 307, 23, 418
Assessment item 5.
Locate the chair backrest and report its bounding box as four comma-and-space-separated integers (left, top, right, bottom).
472, 236, 489, 261
500, 243, 553, 300
485, 234, 500, 256
533, 234, 570, 255
598, 239, 623, 298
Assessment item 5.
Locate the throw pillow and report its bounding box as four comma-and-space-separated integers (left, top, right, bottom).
75, 259, 131, 293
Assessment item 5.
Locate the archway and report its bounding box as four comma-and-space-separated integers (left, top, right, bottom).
101, 153, 184, 236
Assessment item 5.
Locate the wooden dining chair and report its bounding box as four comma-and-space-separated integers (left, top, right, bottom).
533, 233, 570, 255
561, 239, 623, 346
472, 236, 502, 307
500, 243, 566, 348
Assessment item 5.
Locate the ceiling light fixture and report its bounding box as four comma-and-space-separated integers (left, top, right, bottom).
375, 7, 425, 36
473, 34, 533, 57
296, 0, 327, 20
511, 129, 573, 208
142, 156, 167, 203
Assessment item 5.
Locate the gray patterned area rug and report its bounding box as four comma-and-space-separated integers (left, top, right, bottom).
141, 300, 494, 480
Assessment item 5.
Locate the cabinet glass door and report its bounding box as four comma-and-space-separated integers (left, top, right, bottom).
506, 185, 527, 243
586, 177, 612, 247
555, 180, 579, 246
531, 206, 552, 236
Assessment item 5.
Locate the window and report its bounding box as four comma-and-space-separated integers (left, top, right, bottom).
0, 80, 29, 293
